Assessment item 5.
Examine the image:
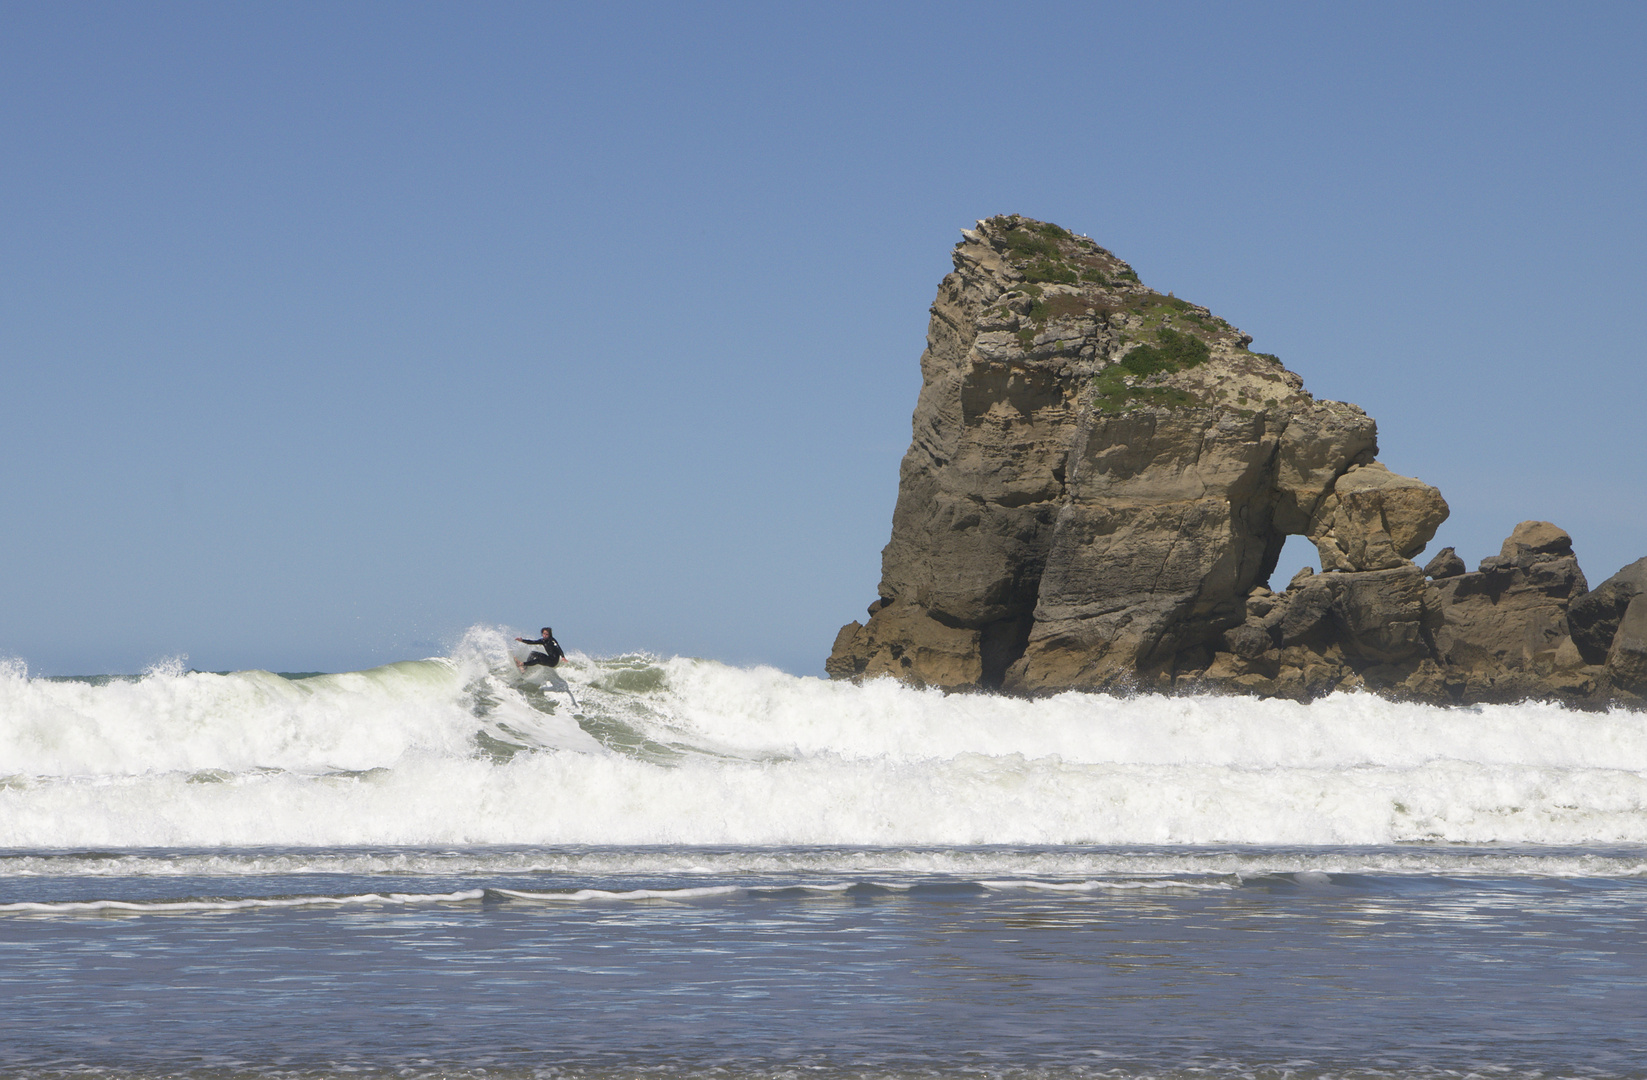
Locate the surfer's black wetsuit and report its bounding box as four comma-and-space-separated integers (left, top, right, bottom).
522, 635, 564, 668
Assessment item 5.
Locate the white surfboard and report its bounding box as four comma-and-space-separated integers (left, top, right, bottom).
511, 647, 578, 708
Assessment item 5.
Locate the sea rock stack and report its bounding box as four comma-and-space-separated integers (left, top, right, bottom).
828, 215, 1644, 708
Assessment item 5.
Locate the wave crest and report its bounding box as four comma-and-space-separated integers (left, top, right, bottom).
2, 625, 1645, 848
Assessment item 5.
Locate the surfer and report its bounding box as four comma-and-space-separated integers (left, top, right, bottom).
513, 628, 565, 672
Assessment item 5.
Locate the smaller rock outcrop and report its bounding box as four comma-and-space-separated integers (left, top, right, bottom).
1423, 546, 1466, 580
1568, 557, 1647, 664
1608, 595, 1647, 694
1195, 561, 1439, 701
1187, 520, 1629, 705
1428, 522, 1591, 701
1307, 464, 1449, 572
827, 598, 985, 689
1561, 556, 1647, 696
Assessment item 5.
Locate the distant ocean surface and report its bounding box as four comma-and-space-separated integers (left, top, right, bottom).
3, 626, 1645, 1078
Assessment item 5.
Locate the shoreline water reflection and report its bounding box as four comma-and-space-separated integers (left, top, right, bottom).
1, 846, 1644, 1078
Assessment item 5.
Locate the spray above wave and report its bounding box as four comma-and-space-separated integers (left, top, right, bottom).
2, 626, 1645, 848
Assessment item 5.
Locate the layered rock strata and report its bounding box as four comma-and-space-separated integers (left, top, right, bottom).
828, 215, 1644, 708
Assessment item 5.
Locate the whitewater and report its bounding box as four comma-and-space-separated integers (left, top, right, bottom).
3, 626, 1646, 849
5, 626, 1647, 1079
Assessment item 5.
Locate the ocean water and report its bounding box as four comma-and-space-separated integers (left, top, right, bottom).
2, 626, 1645, 1079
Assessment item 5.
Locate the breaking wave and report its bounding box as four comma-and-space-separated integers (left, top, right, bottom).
2, 626, 1645, 848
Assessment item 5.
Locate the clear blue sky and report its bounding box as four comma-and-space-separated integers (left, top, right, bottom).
3, 2, 1644, 676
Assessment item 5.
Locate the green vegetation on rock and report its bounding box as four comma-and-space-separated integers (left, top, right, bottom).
1091, 327, 1212, 412
1002, 221, 1071, 261
1092, 366, 1198, 411
1002, 220, 1120, 288
1013, 290, 1100, 350
1117, 326, 1210, 376
1028, 294, 1096, 323
1022, 260, 1078, 285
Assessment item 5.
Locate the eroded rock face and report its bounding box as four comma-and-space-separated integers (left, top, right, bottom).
1008, 407, 1288, 691
829, 216, 1642, 709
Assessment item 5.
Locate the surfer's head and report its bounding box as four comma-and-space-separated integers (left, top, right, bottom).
541, 627, 553, 637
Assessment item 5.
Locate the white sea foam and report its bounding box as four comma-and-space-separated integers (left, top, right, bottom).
977, 878, 1236, 892
2, 626, 1645, 849
5, 847, 1644, 881
493, 885, 746, 902
0, 889, 486, 915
